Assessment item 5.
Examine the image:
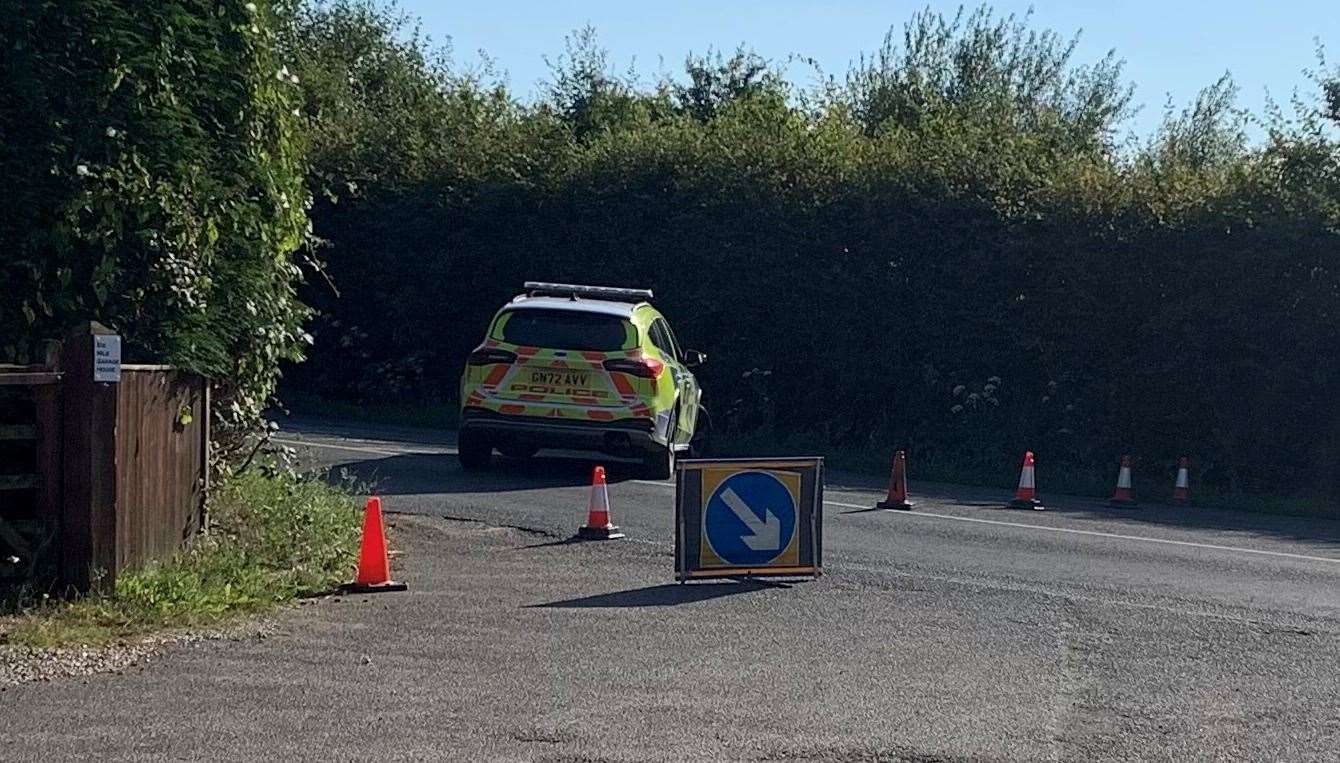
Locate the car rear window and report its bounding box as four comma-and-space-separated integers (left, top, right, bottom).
495, 309, 632, 351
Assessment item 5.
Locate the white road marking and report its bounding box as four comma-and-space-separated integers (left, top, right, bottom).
637, 477, 1339, 566
824, 499, 1340, 565
272, 436, 417, 457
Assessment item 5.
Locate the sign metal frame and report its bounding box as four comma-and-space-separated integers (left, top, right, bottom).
674, 456, 823, 582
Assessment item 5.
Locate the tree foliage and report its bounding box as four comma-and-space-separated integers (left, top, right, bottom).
280, 5, 1340, 499
0, 0, 311, 454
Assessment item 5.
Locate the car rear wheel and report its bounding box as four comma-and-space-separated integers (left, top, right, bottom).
688, 406, 710, 458
458, 430, 493, 471
640, 410, 678, 479
641, 444, 675, 480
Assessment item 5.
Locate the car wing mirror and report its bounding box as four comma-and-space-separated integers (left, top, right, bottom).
683, 349, 706, 367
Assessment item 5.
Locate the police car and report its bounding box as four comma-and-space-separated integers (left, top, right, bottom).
458, 282, 706, 478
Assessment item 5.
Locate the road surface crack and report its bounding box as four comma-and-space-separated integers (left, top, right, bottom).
1049, 603, 1115, 761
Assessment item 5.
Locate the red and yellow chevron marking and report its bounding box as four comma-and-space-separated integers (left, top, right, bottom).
610, 373, 636, 397
482, 364, 510, 387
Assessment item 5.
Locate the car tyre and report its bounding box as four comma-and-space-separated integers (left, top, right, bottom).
640, 409, 678, 479
458, 429, 493, 471
641, 444, 676, 480
688, 406, 711, 458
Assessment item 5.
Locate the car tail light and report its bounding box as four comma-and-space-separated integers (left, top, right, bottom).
603, 356, 665, 379
466, 348, 517, 366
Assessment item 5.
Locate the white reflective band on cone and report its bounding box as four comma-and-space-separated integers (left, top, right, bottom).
590, 486, 610, 513
1117, 467, 1132, 489
1019, 467, 1035, 489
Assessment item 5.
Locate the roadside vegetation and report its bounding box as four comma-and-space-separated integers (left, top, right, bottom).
1, 0, 363, 646
1, 471, 360, 648
0, 0, 312, 464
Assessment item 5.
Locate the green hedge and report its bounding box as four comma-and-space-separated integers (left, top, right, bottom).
280, 6, 1339, 498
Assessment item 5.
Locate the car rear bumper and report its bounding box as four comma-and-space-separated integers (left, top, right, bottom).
459, 407, 665, 454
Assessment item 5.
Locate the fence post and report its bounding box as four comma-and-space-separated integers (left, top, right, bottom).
57, 322, 120, 592
33, 344, 63, 575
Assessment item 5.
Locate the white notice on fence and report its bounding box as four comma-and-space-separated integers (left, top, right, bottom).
94, 334, 121, 383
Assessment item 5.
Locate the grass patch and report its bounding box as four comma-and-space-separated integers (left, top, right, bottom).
282, 392, 458, 430
1, 471, 361, 648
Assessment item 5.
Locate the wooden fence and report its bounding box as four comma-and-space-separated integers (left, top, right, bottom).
115, 367, 209, 573
0, 323, 209, 593
0, 368, 61, 590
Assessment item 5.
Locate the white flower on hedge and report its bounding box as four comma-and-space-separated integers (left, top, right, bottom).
105, 126, 118, 138
75, 164, 90, 176
245, 2, 257, 12
277, 65, 290, 81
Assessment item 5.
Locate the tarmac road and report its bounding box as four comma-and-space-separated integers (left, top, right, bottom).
286, 418, 1340, 621
6, 417, 1340, 761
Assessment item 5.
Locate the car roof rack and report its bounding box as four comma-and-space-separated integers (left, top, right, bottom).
522, 282, 654, 303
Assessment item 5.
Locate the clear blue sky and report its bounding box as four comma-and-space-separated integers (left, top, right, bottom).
402, 0, 1338, 141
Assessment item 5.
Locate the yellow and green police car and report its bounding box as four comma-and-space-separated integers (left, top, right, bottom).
458, 282, 705, 478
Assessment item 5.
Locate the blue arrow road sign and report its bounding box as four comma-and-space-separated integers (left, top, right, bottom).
703, 470, 797, 566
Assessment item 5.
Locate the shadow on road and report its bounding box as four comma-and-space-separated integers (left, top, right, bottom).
297, 418, 1340, 548
325, 452, 646, 496
528, 581, 777, 608
518, 537, 587, 549
877, 486, 1340, 548
281, 415, 458, 446
823, 463, 1340, 547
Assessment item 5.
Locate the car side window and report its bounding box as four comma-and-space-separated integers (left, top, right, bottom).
649, 320, 677, 360
661, 320, 683, 359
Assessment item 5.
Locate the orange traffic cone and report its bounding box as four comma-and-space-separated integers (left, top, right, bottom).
345, 496, 407, 593
1110, 455, 1138, 507
1173, 457, 1191, 504
578, 465, 625, 540
1008, 451, 1044, 510
876, 450, 915, 510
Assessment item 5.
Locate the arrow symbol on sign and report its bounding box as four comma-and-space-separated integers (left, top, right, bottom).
721, 488, 781, 551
